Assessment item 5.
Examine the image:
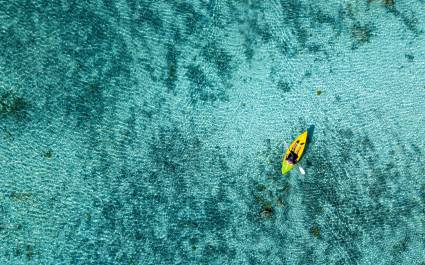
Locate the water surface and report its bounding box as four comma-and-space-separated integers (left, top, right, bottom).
1, 1, 425, 264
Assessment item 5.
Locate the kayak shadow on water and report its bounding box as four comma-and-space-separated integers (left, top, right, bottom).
304, 124, 315, 155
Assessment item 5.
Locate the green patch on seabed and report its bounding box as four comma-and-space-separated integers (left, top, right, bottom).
0, 90, 29, 120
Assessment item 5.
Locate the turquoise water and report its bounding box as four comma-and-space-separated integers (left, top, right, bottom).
1, 1, 425, 264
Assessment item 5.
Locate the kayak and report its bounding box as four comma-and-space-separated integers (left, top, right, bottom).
282, 130, 308, 175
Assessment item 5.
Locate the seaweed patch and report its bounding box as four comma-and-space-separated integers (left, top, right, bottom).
310, 224, 321, 238
351, 23, 374, 48
316, 89, 322, 96
260, 203, 274, 219
0, 89, 30, 121
384, 0, 396, 6
368, 0, 395, 8
9, 192, 32, 202
165, 43, 179, 92
277, 80, 292, 93
175, 2, 204, 35
67, 83, 105, 127
242, 34, 255, 61
43, 149, 53, 159
368, 0, 421, 35
133, 4, 163, 34
392, 236, 409, 254
185, 64, 228, 105
202, 42, 233, 79
399, 11, 421, 34
405, 54, 414, 62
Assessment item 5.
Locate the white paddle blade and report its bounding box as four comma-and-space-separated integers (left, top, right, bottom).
299, 166, 305, 175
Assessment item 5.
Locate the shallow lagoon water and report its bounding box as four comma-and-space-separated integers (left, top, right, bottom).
1, 1, 425, 264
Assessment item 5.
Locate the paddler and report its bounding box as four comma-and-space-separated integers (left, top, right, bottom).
285, 141, 301, 165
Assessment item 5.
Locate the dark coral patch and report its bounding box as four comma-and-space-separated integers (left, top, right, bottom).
399, 11, 421, 34
260, 204, 274, 218
310, 224, 321, 238
351, 23, 374, 48
9, 192, 32, 202
242, 35, 255, 61
392, 236, 409, 254
384, 0, 395, 6
26, 245, 34, 260
148, 122, 204, 177
368, 0, 395, 8
43, 149, 53, 159
0, 90, 30, 121
202, 42, 233, 78
277, 80, 292, 93
405, 54, 414, 62
165, 43, 179, 92
185, 64, 228, 105
176, 2, 204, 35
133, 4, 163, 33
67, 83, 105, 127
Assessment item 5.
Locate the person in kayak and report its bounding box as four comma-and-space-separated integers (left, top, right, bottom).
286, 150, 298, 165
286, 141, 300, 165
